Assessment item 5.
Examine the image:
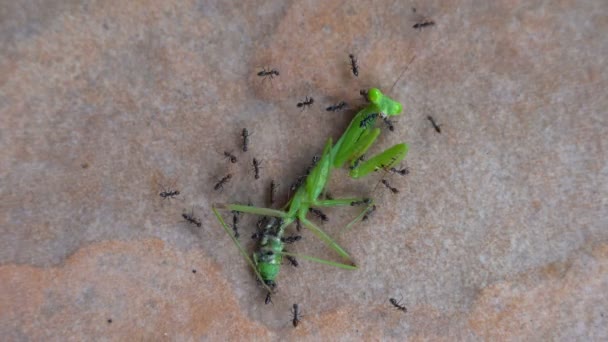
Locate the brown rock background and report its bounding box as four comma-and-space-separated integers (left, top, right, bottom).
1, 0, 607, 340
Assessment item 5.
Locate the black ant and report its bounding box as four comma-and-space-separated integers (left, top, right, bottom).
265, 291, 273, 305
182, 209, 202, 228
359, 113, 379, 128
257, 67, 279, 81
251, 232, 262, 240
295, 218, 302, 232
326, 101, 347, 112
389, 297, 407, 312
242, 128, 251, 152
290, 175, 306, 192
269, 180, 278, 205
224, 151, 237, 163
297, 96, 314, 110
427, 116, 441, 133
390, 167, 409, 176
252, 158, 262, 180
231, 211, 240, 239
264, 279, 277, 291
383, 117, 395, 131
214, 174, 232, 191
289, 154, 318, 193
309, 208, 328, 221
256, 216, 267, 229
291, 304, 301, 327
350, 155, 365, 170
159, 186, 180, 201
281, 235, 302, 244
374, 157, 398, 174
262, 250, 275, 257
360, 89, 369, 102
252, 216, 277, 240
362, 205, 376, 221
324, 192, 334, 200
413, 19, 435, 30
349, 54, 359, 77
285, 255, 299, 267
304, 155, 320, 175
411, 7, 435, 30
381, 179, 399, 194
350, 198, 371, 206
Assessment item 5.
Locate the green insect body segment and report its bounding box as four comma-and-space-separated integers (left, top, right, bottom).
349, 143, 408, 179
306, 139, 333, 202
254, 235, 284, 282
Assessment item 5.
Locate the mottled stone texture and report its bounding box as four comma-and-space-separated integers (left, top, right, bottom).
1, 0, 607, 340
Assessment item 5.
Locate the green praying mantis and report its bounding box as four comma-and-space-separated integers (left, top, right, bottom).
212, 88, 408, 294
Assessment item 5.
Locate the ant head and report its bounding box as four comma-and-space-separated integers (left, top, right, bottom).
274, 70, 280, 75
265, 280, 277, 290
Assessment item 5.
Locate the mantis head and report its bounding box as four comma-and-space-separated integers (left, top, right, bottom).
367, 88, 403, 117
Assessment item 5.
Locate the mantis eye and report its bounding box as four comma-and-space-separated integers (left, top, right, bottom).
367, 88, 382, 103
391, 101, 403, 115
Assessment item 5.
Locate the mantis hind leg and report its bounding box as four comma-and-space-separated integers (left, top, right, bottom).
341, 200, 376, 233
308, 197, 376, 234
279, 251, 357, 270
298, 214, 355, 265
214, 203, 287, 218
211, 205, 274, 293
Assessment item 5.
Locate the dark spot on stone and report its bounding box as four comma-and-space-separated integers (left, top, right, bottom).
192, 269, 196, 273
107, 319, 112, 323
81, 162, 89, 169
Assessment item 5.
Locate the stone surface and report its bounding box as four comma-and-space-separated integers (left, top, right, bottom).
1, 0, 607, 340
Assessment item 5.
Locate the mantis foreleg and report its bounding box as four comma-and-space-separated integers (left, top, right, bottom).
349, 143, 408, 179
